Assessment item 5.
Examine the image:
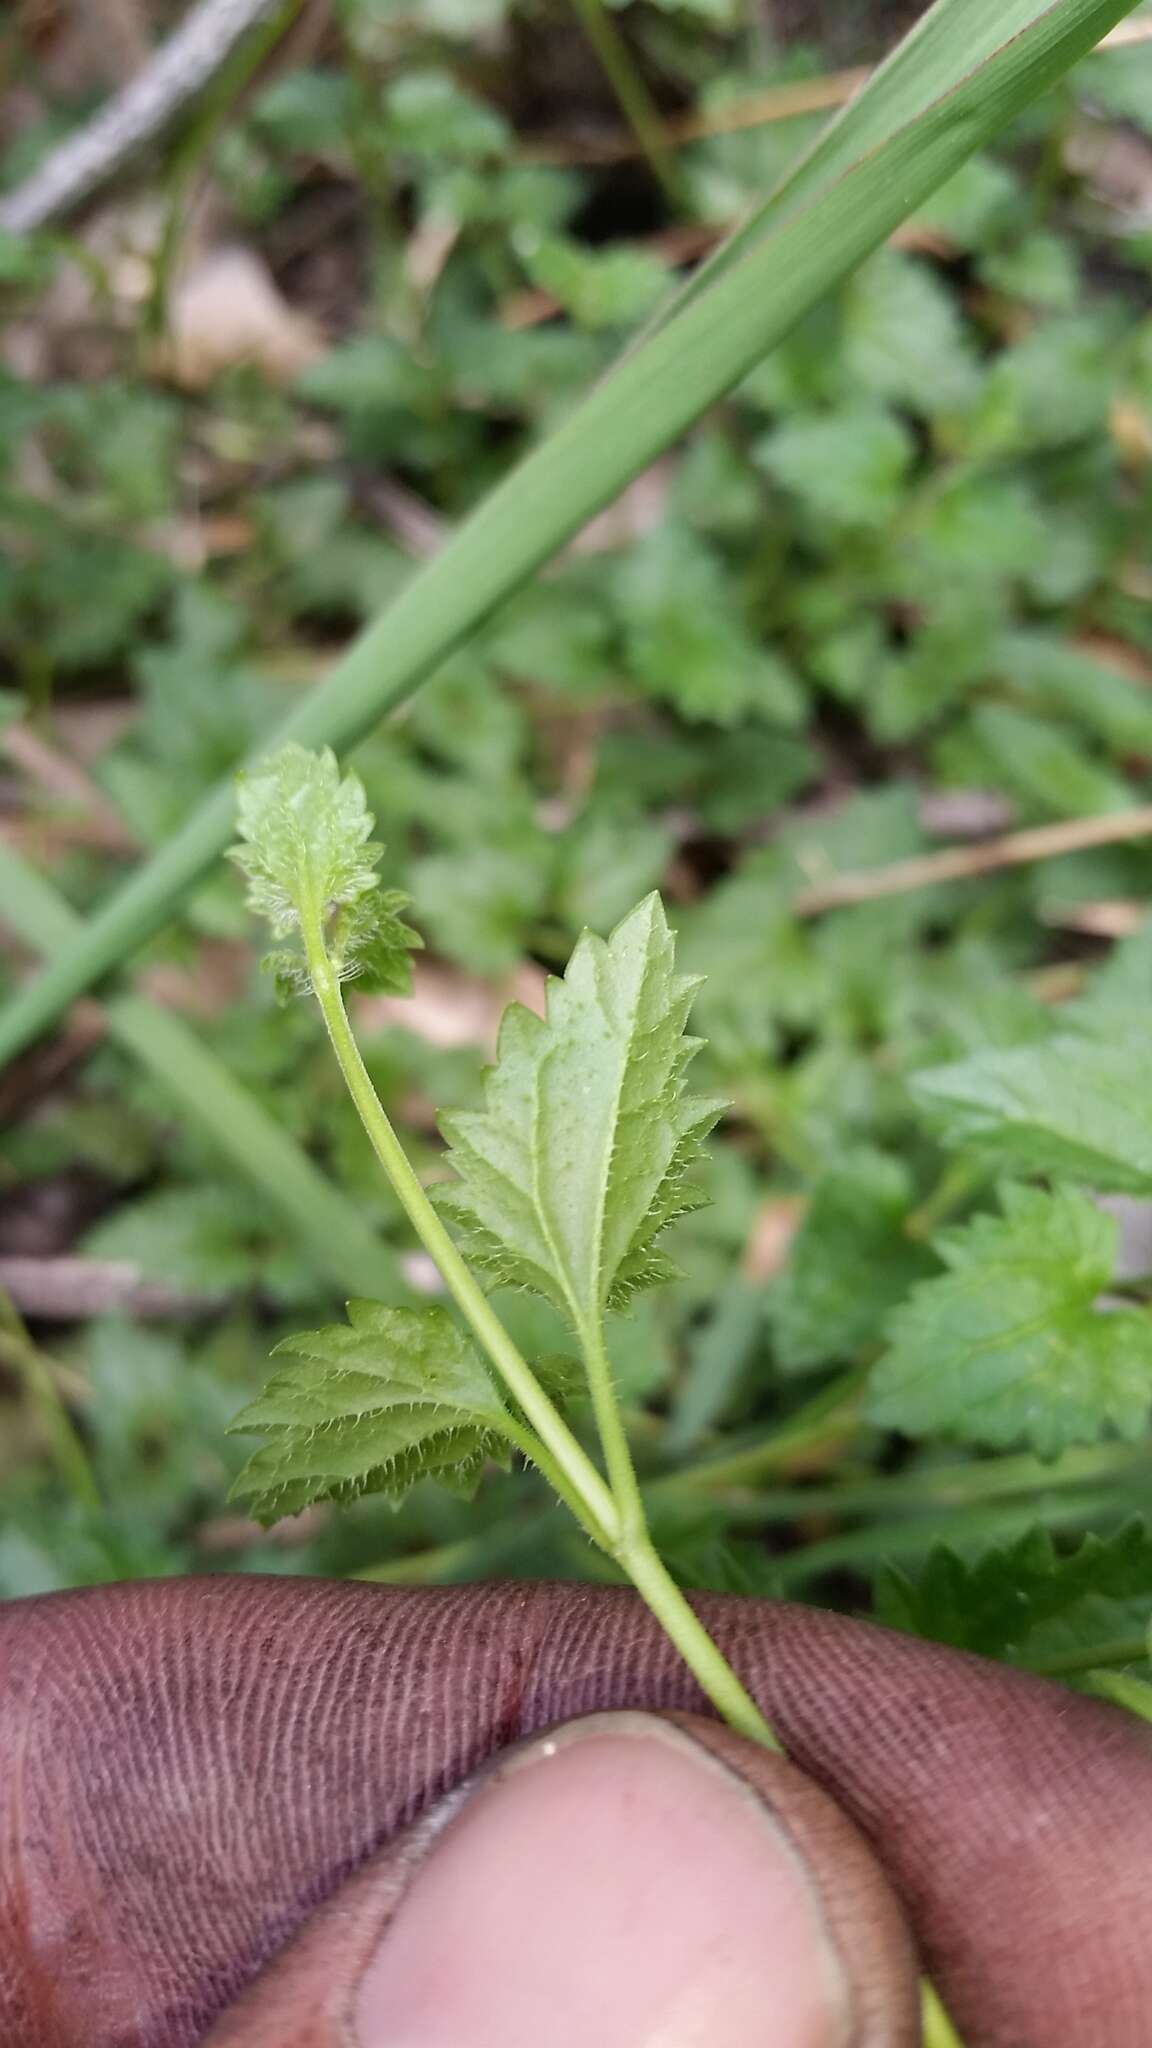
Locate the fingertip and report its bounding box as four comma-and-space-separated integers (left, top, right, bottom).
205, 1711, 918, 2047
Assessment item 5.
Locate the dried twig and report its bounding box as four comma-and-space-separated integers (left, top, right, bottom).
795, 806, 1152, 917
0, 1256, 217, 1320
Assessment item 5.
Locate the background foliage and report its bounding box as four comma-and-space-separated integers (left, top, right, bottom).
2, 0, 1152, 1689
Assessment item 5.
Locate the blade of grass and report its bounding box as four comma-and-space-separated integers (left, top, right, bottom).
0, 844, 403, 1302
0, 0, 1138, 1066
641, 0, 1130, 335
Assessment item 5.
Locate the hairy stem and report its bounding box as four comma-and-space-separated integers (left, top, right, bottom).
621, 1535, 781, 1749
579, 1318, 647, 1542
296, 874, 789, 1751
298, 875, 620, 1552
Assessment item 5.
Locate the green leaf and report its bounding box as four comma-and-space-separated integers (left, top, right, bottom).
754, 404, 915, 529
842, 251, 981, 416
768, 1151, 933, 1374
970, 311, 1121, 454
411, 837, 551, 975
3, 0, 1133, 1062
876, 1519, 1152, 1665
230, 745, 421, 995
967, 705, 1132, 819
614, 526, 804, 728
980, 230, 1080, 308
229, 1303, 514, 1522
515, 233, 668, 332
992, 632, 1152, 759
868, 1183, 1152, 1456
438, 894, 721, 1326
914, 1033, 1152, 1194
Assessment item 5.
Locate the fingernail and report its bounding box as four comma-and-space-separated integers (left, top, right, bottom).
354, 1711, 854, 2048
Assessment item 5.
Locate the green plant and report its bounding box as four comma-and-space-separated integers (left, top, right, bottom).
3, 10, 1152, 2019
0, 0, 1138, 1064
228, 743, 781, 1747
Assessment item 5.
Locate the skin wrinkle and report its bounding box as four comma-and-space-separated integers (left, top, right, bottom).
0, 1575, 1149, 2046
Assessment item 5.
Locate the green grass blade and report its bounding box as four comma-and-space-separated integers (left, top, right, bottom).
0, 0, 1137, 1066
642, 0, 1099, 328
0, 844, 402, 1300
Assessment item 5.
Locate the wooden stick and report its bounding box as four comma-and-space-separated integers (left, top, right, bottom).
794, 806, 1152, 917
0, 1256, 213, 1320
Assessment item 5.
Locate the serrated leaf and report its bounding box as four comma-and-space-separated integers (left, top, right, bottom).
231, 743, 382, 935
876, 1520, 1152, 1666
914, 1033, 1152, 1194
438, 894, 721, 1327
754, 404, 915, 529
968, 705, 1132, 819
229, 1303, 514, 1523
230, 745, 421, 994
768, 1151, 933, 1374
614, 526, 805, 728
842, 250, 981, 417
868, 1184, 1152, 1456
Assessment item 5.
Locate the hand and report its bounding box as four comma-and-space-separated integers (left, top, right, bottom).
2, 1577, 1150, 2046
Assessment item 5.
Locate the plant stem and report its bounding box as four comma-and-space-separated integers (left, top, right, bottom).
580, 1318, 646, 1540
922, 1981, 965, 2048
146, 0, 304, 345
1022, 1633, 1151, 1679
0, 1314, 100, 1510
297, 877, 786, 1752
662, 1439, 1151, 1526
622, 1532, 782, 1750
566, 0, 685, 208
298, 877, 620, 1553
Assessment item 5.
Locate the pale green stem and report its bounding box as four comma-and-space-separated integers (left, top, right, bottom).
579, 1317, 647, 1542
297, 876, 619, 1553
922, 1981, 965, 2048
1024, 1633, 1151, 1679
566, 0, 684, 208
297, 876, 786, 1752
576, 1320, 782, 1751
621, 1534, 782, 1751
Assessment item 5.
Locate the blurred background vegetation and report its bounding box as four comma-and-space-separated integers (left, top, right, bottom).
2, 0, 1152, 1622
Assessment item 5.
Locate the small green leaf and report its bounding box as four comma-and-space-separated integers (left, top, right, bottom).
968, 705, 1132, 820
914, 1034, 1152, 1194
868, 1184, 1152, 1456
842, 250, 981, 417
438, 894, 721, 1327
229, 1303, 513, 1522
876, 1520, 1152, 1666
755, 404, 915, 529
768, 1151, 933, 1374
230, 745, 421, 995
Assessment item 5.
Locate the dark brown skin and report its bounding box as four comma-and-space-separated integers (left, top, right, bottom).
2, 1574, 1151, 2045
